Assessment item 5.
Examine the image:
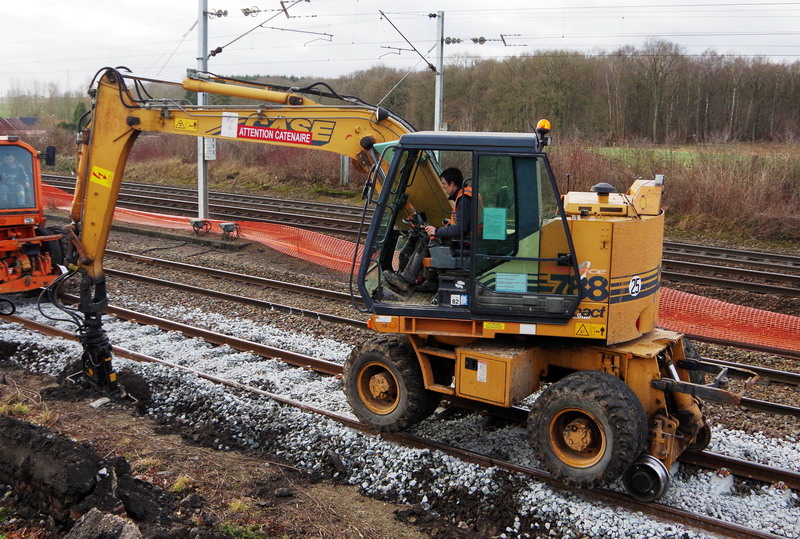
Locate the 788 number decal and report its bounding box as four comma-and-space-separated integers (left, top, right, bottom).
546, 273, 609, 302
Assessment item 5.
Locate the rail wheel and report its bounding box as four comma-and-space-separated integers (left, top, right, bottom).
622, 455, 670, 501
528, 370, 648, 489
343, 335, 441, 432
686, 421, 712, 452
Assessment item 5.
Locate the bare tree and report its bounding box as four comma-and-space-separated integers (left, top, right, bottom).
637, 39, 684, 142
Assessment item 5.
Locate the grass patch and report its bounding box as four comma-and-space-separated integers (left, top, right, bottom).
0, 394, 31, 417
168, 475, 193, 494
227, 499, 252, 513
130, 456, 162, 473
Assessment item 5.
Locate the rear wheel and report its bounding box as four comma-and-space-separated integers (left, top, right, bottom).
37, 226, 67, 267
683, 337, 706, 384
343, 335, 441, 432
528, 370, 648, 488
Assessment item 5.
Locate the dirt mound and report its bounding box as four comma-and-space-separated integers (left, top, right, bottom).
0, 414, 198, 537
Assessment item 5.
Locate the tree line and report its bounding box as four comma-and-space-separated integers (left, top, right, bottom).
5, 39, 800, 144
331, 39, 800, 144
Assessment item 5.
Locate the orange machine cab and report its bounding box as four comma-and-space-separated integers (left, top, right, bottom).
0, 136, 62, 293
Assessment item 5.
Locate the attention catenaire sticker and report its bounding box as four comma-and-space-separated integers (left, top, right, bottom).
237, 125, 312, 145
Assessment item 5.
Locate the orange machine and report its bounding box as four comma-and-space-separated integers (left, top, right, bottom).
0, 136, 62, 302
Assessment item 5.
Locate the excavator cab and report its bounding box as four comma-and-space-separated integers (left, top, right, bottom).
355, 131, 582, 323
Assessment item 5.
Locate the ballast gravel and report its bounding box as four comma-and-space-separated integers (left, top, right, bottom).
2, 295, 799, 539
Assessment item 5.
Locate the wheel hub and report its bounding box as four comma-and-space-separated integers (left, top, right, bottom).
369, 372, 393, 401
563, 418, 594, 452
356, 362, 400, 415
548, 408, 606, 468
622, 455, 670, 501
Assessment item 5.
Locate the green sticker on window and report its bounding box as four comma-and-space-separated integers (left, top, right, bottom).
482, 207, 507, 240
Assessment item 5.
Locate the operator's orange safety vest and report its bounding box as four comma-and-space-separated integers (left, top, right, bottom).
450, 185, 472, 225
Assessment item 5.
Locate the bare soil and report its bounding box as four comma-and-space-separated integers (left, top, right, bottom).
0, 361, 459, 538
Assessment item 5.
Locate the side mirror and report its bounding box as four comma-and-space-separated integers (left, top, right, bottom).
43, 146, 56, 167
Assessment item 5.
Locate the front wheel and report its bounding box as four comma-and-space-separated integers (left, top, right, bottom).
343, 336, 441, 432
528, 370, 648, 489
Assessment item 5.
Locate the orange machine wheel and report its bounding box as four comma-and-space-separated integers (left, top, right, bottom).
343, 335, 441, 432
528, 370, 648, 489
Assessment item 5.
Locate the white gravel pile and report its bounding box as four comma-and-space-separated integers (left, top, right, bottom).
2, 295, 799, 538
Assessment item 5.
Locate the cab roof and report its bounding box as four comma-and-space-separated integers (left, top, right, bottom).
397, 131, 543, 152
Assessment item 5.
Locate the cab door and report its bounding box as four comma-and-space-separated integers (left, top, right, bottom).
470, 153, 581, 321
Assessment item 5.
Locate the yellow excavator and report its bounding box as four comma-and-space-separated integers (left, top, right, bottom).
56, 67, 756, 502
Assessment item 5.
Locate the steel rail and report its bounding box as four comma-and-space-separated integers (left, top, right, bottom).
102, 249, 800, 361
663, 250, 800, 273
44, 175, 372, 220
1, 311, 792, 539
661, 269, 800, 296
103, 269, 365, 328
698, 356, 800, 386
106, 250, 353, 302
682, 333, 800, 361
57, 296, 800, 420
678, 451, 800, 490
663, 259, 800, 286
664, 241, 800, 267
47, 177, 799, 287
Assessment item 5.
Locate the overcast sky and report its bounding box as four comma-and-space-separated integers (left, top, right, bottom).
3, 0, 800, 97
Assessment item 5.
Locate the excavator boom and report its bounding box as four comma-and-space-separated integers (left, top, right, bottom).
65, 67, 449, 392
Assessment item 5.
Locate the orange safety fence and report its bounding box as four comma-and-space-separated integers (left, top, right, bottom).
43, 184, 800, 354
43, 184, 362, 273
658, 288, 799, 354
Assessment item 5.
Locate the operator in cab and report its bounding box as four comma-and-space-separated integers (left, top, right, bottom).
0, 151, 32, 208
385, 167, 473, 294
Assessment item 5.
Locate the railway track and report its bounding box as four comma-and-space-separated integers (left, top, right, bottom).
105, 248, 800, 361
45, 175, 367, 237
45, 175, 800, 297
96, 266, 800, 420
4, 308, 797, 539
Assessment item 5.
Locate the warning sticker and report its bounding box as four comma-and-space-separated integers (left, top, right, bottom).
483, 321, 505, 331
574, 323, 606, 338
237, 125, 312, 145
89, 166, 114, 189
174, 118, 197, 131
477, 360, 487, 383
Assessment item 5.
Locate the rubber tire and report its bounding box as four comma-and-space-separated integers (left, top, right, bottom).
37, 226, 67, 267
528, 370, 648, 489
343, 335, 441, 432
683, 337, 706, 384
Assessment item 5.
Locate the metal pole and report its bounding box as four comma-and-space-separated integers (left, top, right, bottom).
197, 0, 209, 219
340, 155, 350, 186
434, 11, 444, 132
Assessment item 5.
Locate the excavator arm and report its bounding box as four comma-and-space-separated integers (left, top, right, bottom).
65, 67, 450, 392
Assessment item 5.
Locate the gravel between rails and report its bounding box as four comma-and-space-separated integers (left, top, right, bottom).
1, 227, 799, 537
